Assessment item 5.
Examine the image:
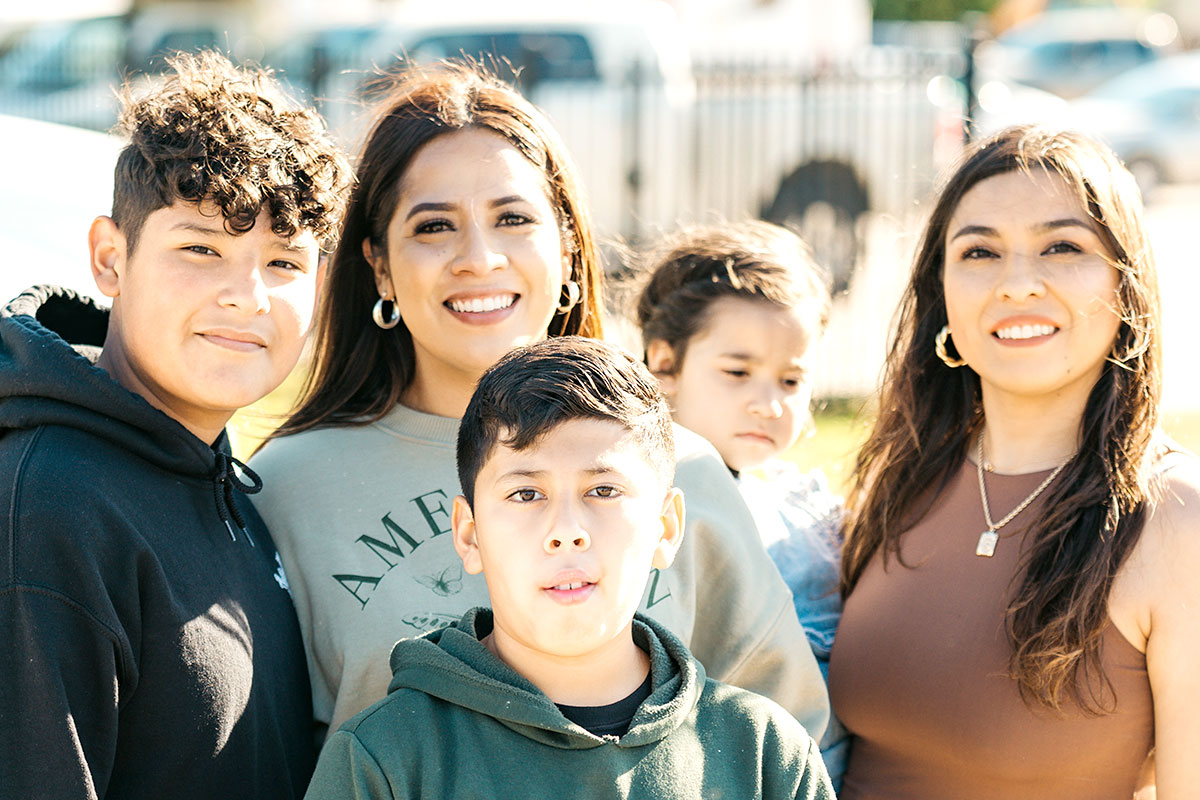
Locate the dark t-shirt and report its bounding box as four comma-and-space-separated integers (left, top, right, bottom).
556, 671, 654, 737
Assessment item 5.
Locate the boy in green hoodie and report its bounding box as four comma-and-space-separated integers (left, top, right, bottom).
304, 337, 834, 799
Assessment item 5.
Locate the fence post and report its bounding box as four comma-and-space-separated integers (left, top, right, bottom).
624, 59, 643, 242
962, 18, 983, 143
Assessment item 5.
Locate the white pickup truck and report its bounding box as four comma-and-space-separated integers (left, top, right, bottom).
316, 2, 964, 290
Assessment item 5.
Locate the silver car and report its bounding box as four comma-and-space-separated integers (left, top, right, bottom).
1067, 51, 1200, 191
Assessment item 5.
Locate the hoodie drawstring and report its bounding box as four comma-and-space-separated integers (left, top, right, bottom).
212, 452, 263, 546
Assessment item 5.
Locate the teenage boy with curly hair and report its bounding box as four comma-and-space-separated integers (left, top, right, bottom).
305, 338, 834, 799
0, 51, 351, 799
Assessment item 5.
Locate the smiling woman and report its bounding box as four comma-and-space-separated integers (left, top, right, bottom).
942, 169, 1122, 413
248, 61, 829, 743
829, 125, 1200, 799
362, 127, 572, 414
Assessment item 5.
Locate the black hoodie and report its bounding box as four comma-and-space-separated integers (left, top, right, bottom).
0, 286, 315, 799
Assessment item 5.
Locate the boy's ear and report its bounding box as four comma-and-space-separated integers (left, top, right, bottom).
645, 339, 678, 398
89, 216, 126, 299
651, 487, 685, 570
451, 495, 484, 575
361, 238, 392, 299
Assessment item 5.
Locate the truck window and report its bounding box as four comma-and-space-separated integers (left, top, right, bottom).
409, 32, 599, 85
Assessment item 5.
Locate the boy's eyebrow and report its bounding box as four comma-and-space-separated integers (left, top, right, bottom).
498, 463, 622, 481
273, 240, 314, 253
171, 221, 228, 236
500, 469, 546, 481
170, 221, 312, 252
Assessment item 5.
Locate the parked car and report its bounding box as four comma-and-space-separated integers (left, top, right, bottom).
974, 7, 1179, 100
1067, 51, 1200, 191
265, 23, 378, 106
0, 7, 259, 132
0, 16, 126, 131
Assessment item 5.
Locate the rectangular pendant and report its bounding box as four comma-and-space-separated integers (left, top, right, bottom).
976, 530, 998, 557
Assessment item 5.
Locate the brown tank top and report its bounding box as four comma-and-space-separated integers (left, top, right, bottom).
829, 459, 1153, 799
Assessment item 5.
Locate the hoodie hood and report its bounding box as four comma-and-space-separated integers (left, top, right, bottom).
388, 608, 706, 750
0, 285, 261, 540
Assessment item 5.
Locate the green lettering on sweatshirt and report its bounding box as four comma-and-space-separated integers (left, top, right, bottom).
357, 512, 424, 567
412, 490, 452, 539
333, 573, 382, 608
646, 568, 672, 608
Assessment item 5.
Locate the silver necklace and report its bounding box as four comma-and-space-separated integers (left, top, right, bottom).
974, 434, 1071, 557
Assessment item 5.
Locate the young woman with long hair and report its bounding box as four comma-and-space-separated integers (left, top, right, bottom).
828, 125, 1200, 797
249, 62, 828, 742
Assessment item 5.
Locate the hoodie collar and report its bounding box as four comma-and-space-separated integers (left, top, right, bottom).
388, 608, 706, 750
1, 285, 262, 544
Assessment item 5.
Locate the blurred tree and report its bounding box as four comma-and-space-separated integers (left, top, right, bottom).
873, 0, 1000, 20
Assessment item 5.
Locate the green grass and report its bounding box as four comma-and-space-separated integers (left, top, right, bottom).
779, 401, 874, 497
788, 403, 1200, 498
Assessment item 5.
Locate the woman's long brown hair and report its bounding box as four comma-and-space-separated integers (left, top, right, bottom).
841, 125, 1162, 711
270, 62, 604, 439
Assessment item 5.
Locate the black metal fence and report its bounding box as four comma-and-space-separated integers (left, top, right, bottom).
613, 49, 966, 289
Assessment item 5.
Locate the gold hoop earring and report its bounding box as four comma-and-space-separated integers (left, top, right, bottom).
935, 325, 966, 368
372, 296, 400, 330
556, 280, 581, 314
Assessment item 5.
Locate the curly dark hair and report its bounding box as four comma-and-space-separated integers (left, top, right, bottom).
111, 50, 351, 252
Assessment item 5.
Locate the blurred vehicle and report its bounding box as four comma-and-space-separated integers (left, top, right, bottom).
0, 6, 260, 132
974, 7, 1179, 100
0, 15, 126, 130
266, 23, 377, 106
321, 0, 961, 291
0, 114, 122, 303
970, 78, 1068, 138
1067, 51, 1200, 191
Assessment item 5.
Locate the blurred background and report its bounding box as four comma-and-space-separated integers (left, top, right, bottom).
3, 0, 1199, 480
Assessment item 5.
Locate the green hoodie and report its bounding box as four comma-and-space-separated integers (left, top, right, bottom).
305, 608, 834, 799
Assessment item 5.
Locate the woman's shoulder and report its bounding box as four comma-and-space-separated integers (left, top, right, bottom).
250, 423, 368, 483
252, 406, 457, 476
1146, 436, 1200, 527
1110, 438, 1200, 649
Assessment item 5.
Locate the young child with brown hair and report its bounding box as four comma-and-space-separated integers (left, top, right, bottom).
637, 220, 848, 786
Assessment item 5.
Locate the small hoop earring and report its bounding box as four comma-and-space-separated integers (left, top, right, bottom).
372, 296, 400, 330
935, 325, 966, 368
556, 280, 581, 314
